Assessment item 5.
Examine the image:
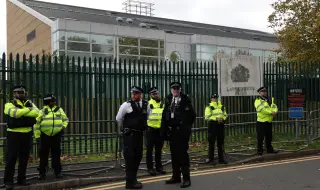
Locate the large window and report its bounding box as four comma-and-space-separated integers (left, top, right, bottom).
56, 31, 115, 61
193, 44, 217, 62
118, 37, 164, 62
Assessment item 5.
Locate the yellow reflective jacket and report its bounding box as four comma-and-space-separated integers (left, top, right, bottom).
4, 99, 39, 133
34, 106, 69, 138
254, 96, 278, 122
147, 99, 164, 129
204, 101, 227, 121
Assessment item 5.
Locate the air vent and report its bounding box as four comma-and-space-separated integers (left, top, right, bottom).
139, 23, 147, 28
126, 18, 134, 24
116, 17, 124, 23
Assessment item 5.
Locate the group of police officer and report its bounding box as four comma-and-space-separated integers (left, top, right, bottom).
3, 83, 278, 190
116, 84, 279, 189
3, 86, 68, 190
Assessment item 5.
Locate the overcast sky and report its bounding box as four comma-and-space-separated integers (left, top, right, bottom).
0, 0, 277, 54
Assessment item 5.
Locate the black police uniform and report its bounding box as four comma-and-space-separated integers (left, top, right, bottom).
118, 86, 148, 189
161, 82, 196, 188
146, 87, 165, 176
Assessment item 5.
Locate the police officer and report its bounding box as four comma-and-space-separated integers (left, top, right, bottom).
3, 85, 39, 190
146, 87, 166, 176
204, 94, 228, 165
161, 82, 196, 188
116, 86, 148, 189
34, 94, 69, 180
255, 87, 279, 155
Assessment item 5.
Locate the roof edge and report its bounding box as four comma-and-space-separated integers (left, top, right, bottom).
9, 0, 54, 27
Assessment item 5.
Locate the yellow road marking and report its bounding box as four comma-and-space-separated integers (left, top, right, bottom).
80, 155, 320, 190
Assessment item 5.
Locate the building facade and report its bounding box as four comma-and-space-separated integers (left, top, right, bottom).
7, 0, 279, 63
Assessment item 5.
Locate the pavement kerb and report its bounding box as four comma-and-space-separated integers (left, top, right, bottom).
13, 149, 320, 190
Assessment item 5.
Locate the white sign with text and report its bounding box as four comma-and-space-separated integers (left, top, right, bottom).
220, 56, 262, 96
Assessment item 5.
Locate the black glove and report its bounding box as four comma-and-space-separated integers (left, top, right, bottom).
25, 101, 33, 108
13, 103, 23, 109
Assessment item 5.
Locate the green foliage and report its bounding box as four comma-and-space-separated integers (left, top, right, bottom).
268, 0, 320, 62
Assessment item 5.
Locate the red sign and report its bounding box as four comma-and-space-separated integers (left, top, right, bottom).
287, 88, 305, 107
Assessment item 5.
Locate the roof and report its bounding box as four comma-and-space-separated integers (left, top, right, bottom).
18, 0, 277, 43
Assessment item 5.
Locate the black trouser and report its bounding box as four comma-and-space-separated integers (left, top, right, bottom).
4, 131, 32, 185
256, 122, 274, 154
39, 132, 62, 175
146, 127, 164, 170
123, 131, 144, 185
169, 127, 190, 181
208, 121, 225, 162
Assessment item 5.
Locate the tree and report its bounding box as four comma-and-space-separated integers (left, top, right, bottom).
268, 0, 320, 62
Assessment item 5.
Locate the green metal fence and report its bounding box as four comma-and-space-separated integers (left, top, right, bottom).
0, 53, 320, 159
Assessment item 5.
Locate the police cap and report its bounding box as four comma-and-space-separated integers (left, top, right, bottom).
211, 94, 219, 99
170, 81, 182, 89
12, 85, 26, 93
131, 86, 143, 93
43, 93, 57, 101
257, 87, 267, 93
148, 87, 158, 94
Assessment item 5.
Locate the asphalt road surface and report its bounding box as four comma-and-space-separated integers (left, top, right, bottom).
81, 156, 320, 190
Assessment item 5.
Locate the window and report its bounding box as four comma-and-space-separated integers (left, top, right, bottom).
201, 45, 217, 53
249, 49, 263, 57
140, 39, 158, 48
160, 40, 164, 48
119, 46, 138, 55
140, 48, 158, 56
67, 32, 89, 42
58, 31, 66, 41
67, 42, 90, 52
217, 46, 232, 57
140, 56, 159, 63
59, 41, 65, 50
119, 37, 138, 46
27, 30, 36, 43
92, 53, 113, 61
92, 44, 113, 53
232, 47, 249, 56
119, 55, 139, 61
201, 53, 215, 61
66, 51, 90, 60
91, 35, 113, 45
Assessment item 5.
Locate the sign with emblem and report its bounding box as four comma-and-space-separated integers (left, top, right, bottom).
220, 56, 262, 96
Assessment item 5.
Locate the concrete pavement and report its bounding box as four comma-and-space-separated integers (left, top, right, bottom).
81, 156, 320, 190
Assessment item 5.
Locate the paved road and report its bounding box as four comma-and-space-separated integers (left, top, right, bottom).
82, 156, 320, 190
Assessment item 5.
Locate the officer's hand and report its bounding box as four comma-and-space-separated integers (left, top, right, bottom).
14, 103, 23, 109
272, 112, 276, 117
25, 101, 33, 108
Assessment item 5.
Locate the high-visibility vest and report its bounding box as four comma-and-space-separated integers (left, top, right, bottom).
254, 96, 278, 122
147, 99, 164, 129
204, 101, 227, 121
34, 106, 69, 138
4, 99, 39, 133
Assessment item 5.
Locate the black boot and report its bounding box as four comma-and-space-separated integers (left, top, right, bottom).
17, 180, 30, 186
219, 159, 228, 164
180, 180, 191, 188
125, 182, 143, 189
148, 169, 156, 176
5, 183, 14, 190
165, 177, 181, 184
156, 168, 166, 175
55, 173, 63, 179
38, 174, 46, 181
